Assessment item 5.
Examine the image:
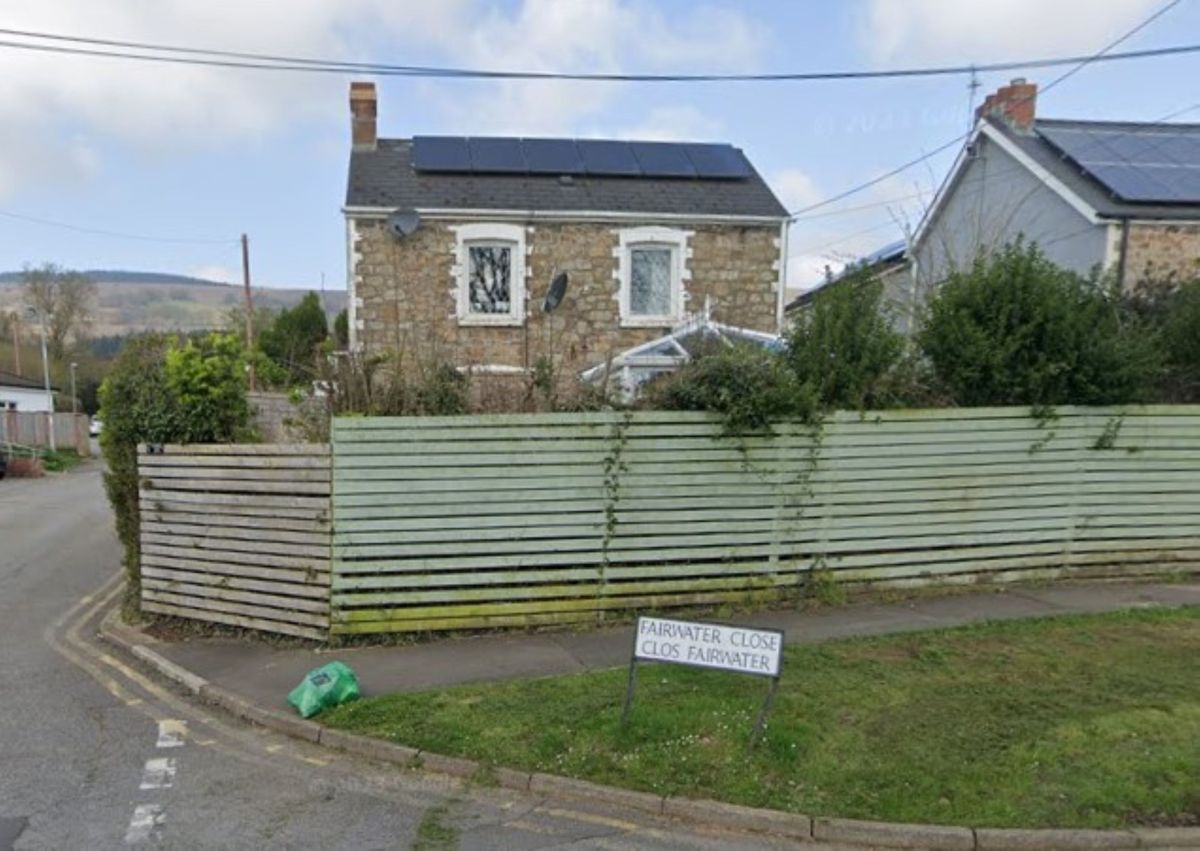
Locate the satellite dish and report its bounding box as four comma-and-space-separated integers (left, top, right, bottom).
386, 209, 421, 239
543, 272, 569, 313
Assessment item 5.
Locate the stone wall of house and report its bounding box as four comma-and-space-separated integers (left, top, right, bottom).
351, 217, 780, 376
1123, 222, 1200, 289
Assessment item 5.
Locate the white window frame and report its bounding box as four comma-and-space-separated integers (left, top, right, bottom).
616, 226, 690, 327
453, 223, 527, 326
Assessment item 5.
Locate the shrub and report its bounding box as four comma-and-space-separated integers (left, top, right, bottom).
1134, 278, 1200, 402
257, 292, 329, 386
785, 269, 908, 410
919, 242, 1161, 407
648, 342, 816, 433
99, 332, 252, 617
164, 332, 253, 443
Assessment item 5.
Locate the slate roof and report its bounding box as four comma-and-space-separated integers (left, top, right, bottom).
0, 370, 48, 390
988, 116, 1200, 221
346, 138, 788, 219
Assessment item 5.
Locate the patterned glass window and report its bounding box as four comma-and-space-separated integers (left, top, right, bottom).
629, 246, 673, 317
467, 243, 512, 315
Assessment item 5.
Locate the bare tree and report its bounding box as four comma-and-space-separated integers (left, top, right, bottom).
21, 263, 97, 363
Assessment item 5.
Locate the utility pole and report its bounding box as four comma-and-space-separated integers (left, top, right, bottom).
32, 307, 55, 452
69, 362, 78, 415
10, 314, 19, 375
241, 233, 256, 391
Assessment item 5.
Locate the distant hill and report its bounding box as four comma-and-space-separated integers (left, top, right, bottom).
0, 269, 226, 287
0, 269, 346, 337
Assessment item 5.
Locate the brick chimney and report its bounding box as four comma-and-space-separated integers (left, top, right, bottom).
975, 77, 1038, 132
350, 82, 377, 151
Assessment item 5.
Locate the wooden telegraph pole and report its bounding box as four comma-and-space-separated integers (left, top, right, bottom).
10, 314, 20, 375
241, 233, 256, 391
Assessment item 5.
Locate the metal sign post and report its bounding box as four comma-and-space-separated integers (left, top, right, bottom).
622, 615, 785, 744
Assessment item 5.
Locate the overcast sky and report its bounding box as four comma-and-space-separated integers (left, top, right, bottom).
0, 0, 1196, 292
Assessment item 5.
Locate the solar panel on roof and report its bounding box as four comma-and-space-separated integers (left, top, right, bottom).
411, 136, 472, 172
684, 143, 752, 179
1038, 124, 1200, 204
577, 140, 641, 176
630, 142, 696, 177
469, 137, 527, 173
1090, 164, 1200, 203
523, 139, 585, 174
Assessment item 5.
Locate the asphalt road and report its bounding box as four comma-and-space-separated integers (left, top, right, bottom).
0, 463, 844, 850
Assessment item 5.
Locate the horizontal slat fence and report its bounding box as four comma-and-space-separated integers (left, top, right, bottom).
1, 411, 90, 455
138, 444, 332, 639
330, 407, 1200, 635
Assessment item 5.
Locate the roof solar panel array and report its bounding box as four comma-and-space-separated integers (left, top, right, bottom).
411, 136, 752, 179
1037, 124, 1200, 204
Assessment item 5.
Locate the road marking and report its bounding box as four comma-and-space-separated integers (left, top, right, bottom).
124, 803, 164, 844
156, 720, 187, 748
139, 757, 176, 790
301, 756, 329, 766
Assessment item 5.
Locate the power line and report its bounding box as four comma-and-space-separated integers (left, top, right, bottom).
786, 0, 1186, 220
0, 209, 238, 245
0, 25, 1199, 82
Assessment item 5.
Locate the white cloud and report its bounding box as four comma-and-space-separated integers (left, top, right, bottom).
610, 106, 723, 142
432, 0, 768, 134
189, 264, 236, 284
859, 0, 1163, 64
0, 0, 470, 196
770, 168, 824, 214
0, 0, 767, 194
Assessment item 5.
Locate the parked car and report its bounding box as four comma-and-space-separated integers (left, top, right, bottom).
89, 417, 103, 437
0, 453, 7, 480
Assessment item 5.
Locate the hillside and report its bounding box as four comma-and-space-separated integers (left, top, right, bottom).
0, 270, 346, 336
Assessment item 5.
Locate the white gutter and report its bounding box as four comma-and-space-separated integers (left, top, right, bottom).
342, 205, 787, 226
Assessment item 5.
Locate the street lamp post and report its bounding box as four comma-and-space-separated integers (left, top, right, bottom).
70, 362, 78, 416
28, 306, 55, 453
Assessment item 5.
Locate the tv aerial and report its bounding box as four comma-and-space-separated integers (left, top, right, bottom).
543, 271, 569, 313
386, 209, 421, 240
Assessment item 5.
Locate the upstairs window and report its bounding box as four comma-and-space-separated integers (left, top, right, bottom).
618, 227, 690, 327
468, 243, 512, 315
455, 224, 526, 326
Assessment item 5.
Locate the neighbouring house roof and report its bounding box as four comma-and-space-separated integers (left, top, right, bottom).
0, 370, 49, 391
346, 138, 788, 219
980, 117, 1200, 221
784, 240, 907, 314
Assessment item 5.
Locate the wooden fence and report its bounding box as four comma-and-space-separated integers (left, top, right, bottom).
1, 411, 90, 455
329, 406, 1200, 635
138, 444, 332, 639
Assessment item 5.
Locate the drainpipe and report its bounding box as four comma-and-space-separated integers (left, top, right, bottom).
1116, 218, 1131, 292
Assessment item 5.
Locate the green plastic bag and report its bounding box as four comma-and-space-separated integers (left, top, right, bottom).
288, 661, 361, 718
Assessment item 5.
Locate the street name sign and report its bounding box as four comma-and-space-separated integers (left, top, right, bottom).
622, 616, 785, 743
634, 616, 783, 677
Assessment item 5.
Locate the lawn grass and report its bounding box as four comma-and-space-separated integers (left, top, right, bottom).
41, 450, 85, 473
323, 607, 1200, 829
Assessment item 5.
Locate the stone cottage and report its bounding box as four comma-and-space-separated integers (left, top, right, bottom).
342, 83, 789, 384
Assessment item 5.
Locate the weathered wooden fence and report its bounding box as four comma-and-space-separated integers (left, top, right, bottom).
138, 444, 332, 639
1, 411, 89, 455
329, 406, 1200, 635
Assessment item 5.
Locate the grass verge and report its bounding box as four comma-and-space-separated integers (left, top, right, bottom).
41, 450, 85, 473
324, 607, 1200, 829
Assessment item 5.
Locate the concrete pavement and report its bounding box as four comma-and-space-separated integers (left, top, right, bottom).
154, 575, 1200, 713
